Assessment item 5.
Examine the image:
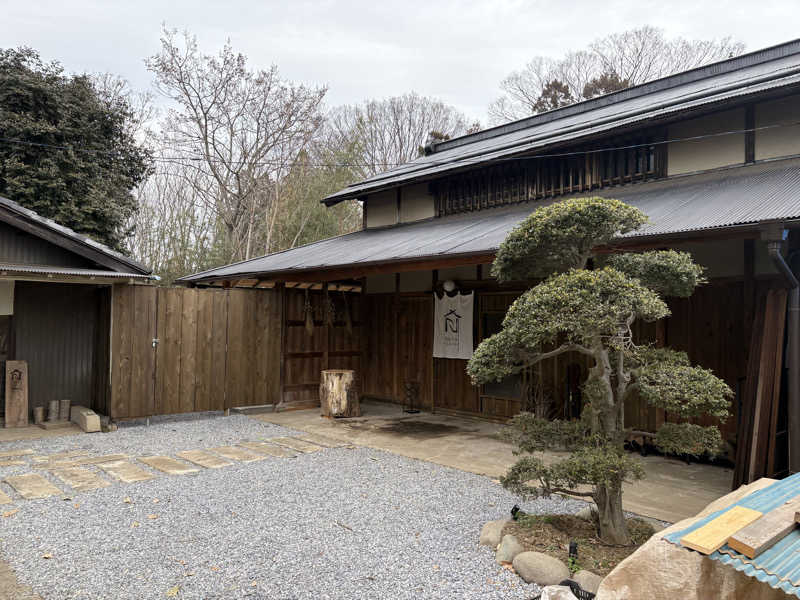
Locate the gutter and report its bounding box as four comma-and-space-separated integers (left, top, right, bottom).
766, 232, 800, 473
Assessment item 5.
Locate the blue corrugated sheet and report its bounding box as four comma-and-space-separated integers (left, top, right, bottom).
665, 472, 800, 597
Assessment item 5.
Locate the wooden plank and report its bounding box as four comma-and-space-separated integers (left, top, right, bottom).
130, 285, 156, 418
680, 506, 763, 555
210, 291, 228, 411
179, 288, 198, 413
728, 498, 800, 558
194, 290, 214, 412
767, 288, 788, 475
110, 284, 133, 419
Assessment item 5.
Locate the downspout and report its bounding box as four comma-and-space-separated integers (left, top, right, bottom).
766, 235, 800, 474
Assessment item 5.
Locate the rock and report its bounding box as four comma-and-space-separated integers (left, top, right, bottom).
540, 585, 578, 600
575, 503, 598, 521
512, 551, 570, 586
479, 519, 509, 548
70, 406, 100, 433
596, 477, 787, 600
495, 534, 524, 564
573, 570, 603, 594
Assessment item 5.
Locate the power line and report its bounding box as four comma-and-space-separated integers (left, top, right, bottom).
0, 119, 798, 171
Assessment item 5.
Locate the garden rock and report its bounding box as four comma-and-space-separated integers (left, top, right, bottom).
573, 570, 603, 594
479, 518, 509, 547
495, 534, 524, 564
540, 585, 579, 600
575, 504, 598, 521
512, 551, 570, 585
596, 478, 787, 600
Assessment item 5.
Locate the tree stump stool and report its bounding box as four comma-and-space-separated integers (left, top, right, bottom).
320, 370, 360, 418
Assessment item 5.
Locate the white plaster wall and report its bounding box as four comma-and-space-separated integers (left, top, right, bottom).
667, 109, 745, 176
365, 190, 397, 228
755, 95, 800, 161
365, 273, 396, 293
399, 183, 435, 223
669, 239, 776, 278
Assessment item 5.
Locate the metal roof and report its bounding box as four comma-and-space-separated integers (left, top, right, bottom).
324, 39, 800, 205
0, 195, 151, 275
179, 159, 800, 283
0, 263, 155, 281
664, 472, 800, 597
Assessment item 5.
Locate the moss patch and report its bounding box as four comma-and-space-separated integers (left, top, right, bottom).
502, 514, 654, 576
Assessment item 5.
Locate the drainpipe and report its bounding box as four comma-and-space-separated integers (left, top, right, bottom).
766, 233, 800, 474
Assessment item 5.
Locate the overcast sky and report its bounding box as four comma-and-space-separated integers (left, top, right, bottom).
3, 0, 798, 122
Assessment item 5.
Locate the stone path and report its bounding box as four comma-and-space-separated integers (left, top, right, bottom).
0, 435, 353, 506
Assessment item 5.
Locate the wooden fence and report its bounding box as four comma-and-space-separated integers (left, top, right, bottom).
110, 285, 281, 419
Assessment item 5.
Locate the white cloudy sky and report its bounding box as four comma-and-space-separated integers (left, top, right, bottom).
3, 0, 798, 122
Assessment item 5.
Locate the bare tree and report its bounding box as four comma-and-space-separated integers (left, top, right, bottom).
489, 27, 745, 123
327, 92, 470, 178
146, 28, 326, 261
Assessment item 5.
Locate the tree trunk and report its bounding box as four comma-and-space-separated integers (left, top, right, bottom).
320, 369, 360, 417
594, 483, 631, 545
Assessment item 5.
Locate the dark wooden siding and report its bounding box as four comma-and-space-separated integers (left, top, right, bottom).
13, 281, 109, 414
0, 221, 96, 268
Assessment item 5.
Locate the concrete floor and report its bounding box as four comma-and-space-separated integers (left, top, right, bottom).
250, 400, 734, 524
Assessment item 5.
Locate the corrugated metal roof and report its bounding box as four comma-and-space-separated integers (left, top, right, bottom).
0, 263, 154, 280
664, 472, 800, 597
0, 196, 151, 275
179, 159, 800, 283
324, 39, 800, 205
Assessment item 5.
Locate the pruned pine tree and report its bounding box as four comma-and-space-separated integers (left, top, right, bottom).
467, 198, 732, 545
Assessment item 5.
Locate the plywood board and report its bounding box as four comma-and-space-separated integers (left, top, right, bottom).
681, 506, 763, 554
728, 498, 800, 558
5, 361, 28, 428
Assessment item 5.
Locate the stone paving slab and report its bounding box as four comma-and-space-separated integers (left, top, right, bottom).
0, 449, 33, 459
97, 460, 156, 483
51, 467, 111, 493
40, 454, 128, 469
4, 474, 63, 499
297, 434, 351, 448
31, 451, 88, 463
269, 437, 323, 453
139, 456, 199, 475
240, 441, 296, 458
0, 460, 26, 467
0, 489, 12, 504
210, 446, 266, 463
176, 450, 232, 469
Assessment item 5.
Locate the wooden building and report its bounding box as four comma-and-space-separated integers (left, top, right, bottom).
179, 40, 800, 483
0, 196, 154, 422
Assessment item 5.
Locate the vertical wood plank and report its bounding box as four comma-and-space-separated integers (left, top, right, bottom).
194, 290, 214, 412
110, 284, 133, 419
179, 288, 198, 413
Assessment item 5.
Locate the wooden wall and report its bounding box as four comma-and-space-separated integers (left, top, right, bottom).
110, 285, 281, 419
282, 287, 361, 407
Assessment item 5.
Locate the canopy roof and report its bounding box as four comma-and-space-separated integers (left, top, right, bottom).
180, 159, 800, 285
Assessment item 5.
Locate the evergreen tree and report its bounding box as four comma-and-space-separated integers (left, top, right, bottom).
0, 47, 151, 251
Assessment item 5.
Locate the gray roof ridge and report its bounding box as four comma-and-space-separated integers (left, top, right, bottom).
433, 37, 800, 154
0, 195, 151, 274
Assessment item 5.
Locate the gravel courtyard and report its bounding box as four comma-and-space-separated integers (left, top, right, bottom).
0, 413, 588, 599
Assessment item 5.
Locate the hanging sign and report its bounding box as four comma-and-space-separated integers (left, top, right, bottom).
433, 292, 474, 360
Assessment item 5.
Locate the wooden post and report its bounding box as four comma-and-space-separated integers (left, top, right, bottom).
320, 370, 360, 417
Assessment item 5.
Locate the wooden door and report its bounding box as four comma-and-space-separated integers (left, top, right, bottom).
398, 297, 433, 409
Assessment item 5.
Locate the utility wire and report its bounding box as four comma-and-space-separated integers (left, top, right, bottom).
0, 119, 798, 170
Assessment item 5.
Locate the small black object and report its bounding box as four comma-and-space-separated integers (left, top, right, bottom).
569, 540, 578, 559
511, 504, 521, 520
559, 579, 596, 600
